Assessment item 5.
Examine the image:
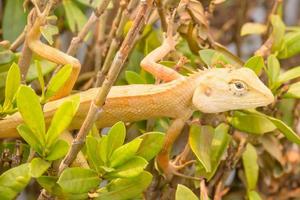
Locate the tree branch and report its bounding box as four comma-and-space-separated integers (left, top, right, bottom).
58, 0, 154, 174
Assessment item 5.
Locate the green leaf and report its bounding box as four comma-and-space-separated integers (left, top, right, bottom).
199, 49, 229, 67
2, 0, 27, 42
0, 48, 16, 66
175, 184, 198, 200
99, 135, 108, 164
65, 193, 89, 200
240, 23, 267, 36
46, 97, 80, 148
86, 136, 103, 172
136, 132, 165, 161
30, 158, 51, 178
36, 176, 64, 197
270, 15, 285, 52
244, 55, 265, 75
76, 0, 103, 8
248, 190, 262, 200
125, 71, 146, 84
63, 0, 87, 33
284, 82, 300, 98
46, 139, 69, 161
44, 64, 72, 101
17, 86, 46, 143
278, 66, 300, 83
26, 59, 56, 82
244, 110, 300, 145
57, 168, 100, 194
106, 121, 126, 159
105, 156, 148, 179
96, 171, 152, 200
3, 63, 20, 110
228, 111, 276, 134
109, 138, 142, 168
208, 123, 231, 179
40, 24, 59, 45
267, 116, 300, 145
0, 163, 31, 200
278, 31, 300, 59
143, 27, 162, 55
17, 124, 42, 154
242, 143, 259, 191
267, 54, 280, 90
189, 124, 213, 172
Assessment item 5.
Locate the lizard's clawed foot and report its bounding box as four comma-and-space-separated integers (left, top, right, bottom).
162, 159, 200, 181
163, 9, 179, 50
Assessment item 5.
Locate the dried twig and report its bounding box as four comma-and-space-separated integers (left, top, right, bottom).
156, 0, 167, 32
18, 9, 35, 82
95, 0, 136, 86
58, 0, 154, 174
10, 31, 25, 52
66, 0, 110, 56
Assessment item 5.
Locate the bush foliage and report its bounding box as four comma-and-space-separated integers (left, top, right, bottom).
0, 0, 300, 199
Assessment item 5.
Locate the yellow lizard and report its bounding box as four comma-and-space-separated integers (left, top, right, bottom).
0, 7, 274, 178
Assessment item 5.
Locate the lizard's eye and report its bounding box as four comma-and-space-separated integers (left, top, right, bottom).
229, 80, 248, 96
234, 81, 246, 90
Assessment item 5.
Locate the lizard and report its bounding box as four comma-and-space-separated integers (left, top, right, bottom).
0, 5, 274, 178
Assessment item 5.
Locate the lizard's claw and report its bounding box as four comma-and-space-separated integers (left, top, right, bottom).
163, 9, 178, 50
162, 159, 200, 181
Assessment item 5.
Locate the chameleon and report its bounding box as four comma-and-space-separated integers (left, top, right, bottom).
0, 6, 274, 178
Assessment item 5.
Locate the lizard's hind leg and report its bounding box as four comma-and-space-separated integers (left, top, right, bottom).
157, 117, 201, 181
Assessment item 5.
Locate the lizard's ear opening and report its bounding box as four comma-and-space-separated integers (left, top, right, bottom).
192, 85, 216, 113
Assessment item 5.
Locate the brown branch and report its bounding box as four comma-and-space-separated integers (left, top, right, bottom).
155, 0, 167, 32
58, 0, 154, 174
18, 9, 35, 82
93, 11, 108, 80
10, 31, 25, 52
66, 0, 111, 57
255, 0, 283, 57
95, 0, 135, 86
51, 0, 111, 78
200, 180, 210, 200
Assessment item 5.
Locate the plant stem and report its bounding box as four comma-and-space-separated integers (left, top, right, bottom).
18, 10, 35, 82
58, 0, 154, 174
156, 0, 167, 32
95, 0, 135, 86
66, 0, 110, 56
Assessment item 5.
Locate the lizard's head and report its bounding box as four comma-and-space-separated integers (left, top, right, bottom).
192, 67, 274, 113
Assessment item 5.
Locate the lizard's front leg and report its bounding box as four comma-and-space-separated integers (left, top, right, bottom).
140, 14, 182, 82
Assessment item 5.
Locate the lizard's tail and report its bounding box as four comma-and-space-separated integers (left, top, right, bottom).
0, 113, 23, 138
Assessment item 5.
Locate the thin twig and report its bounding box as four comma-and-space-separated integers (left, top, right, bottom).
18, 9, 35, 82
95, 0, 136, 86
10, 31, 25, 51
58, 0, 154, 174
66, 0, 111, 57
93, 10, 108, 80
156, 0, 167, 32
200, 180, 210, 200
52, 0, 111, 77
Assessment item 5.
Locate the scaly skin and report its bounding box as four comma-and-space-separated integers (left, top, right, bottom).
0, 67, 274, 178
0, 74, 195, 138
